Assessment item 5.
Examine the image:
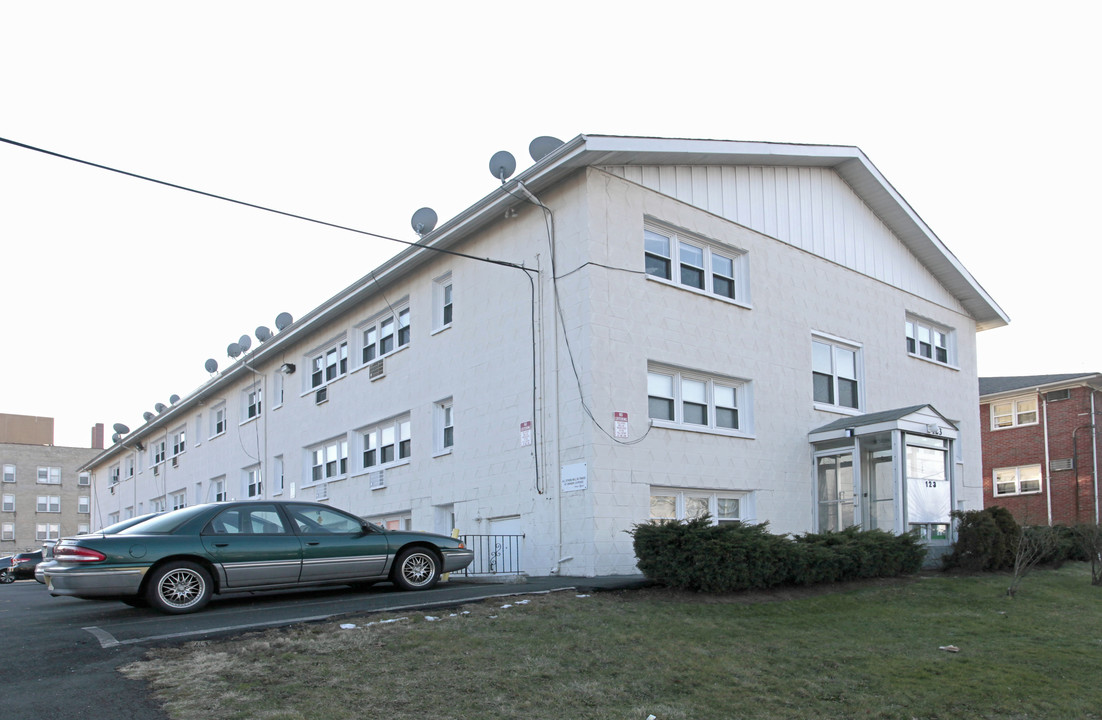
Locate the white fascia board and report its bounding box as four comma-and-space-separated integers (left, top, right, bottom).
981, 373, 1102, 401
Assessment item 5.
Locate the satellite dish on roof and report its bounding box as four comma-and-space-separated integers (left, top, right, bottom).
205, 358, 219, 373
411, 207, 438, 237
275, 312, 293, 331
111, 432, 121, 444
155, 403, 168, 414
112, 423, 130, 435
489, 151, 516, 183
255, 326, 273, 342
169, 394, 180, 405
529, 136, 564, 162
227, 342, 242, 358
143, 411, 155, 422
238, 334, 252, 352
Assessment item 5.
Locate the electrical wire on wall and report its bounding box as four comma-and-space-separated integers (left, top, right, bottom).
507, 182, 653, 446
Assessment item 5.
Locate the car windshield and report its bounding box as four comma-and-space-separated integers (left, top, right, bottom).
95, 512, 162, 534
117, 505, 213, 534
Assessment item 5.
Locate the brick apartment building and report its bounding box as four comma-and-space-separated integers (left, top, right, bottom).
979, 373, 1102, 526
0, 413, 102, 552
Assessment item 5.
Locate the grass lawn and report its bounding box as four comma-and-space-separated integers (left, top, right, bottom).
122, 563, 1102, 720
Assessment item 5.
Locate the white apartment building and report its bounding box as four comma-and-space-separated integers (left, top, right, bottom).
83, 134, 1008, 575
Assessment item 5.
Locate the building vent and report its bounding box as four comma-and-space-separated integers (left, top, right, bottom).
153, 466, 159, 476
171, 457, 178, 468
315, 387, 328, 405
369, 470, 385, 490
1050, 458, 1074, 472
315, 483, 329, 501
369, 360, 385, 381
1045, 389, 1071, 402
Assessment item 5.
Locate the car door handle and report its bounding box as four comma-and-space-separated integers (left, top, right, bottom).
307, 541, 321, 546
214, 543, 229, 548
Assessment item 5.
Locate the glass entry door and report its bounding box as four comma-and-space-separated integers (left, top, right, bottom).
817, 453, 854, 532
862, 444, 895, 532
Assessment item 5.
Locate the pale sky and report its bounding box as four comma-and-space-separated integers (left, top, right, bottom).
2, 1, 1098, 448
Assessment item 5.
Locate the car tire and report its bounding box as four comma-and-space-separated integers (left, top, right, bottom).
0, 570, 13, 584
392, 547, 440, 591
145, 561, 212, 614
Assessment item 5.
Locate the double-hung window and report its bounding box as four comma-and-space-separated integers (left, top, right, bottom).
245, 466, 263, 498
644, 223, 747, 304
362, 415, 412, 469
361, 305, 411, 364
435, 399, 454, 453
245, 386, 263, 419
994, 465, 1042, 496
2, 465, 13, 483
906, 316, 954, 366
310, 438, 348, 483
152, 440, 166, 465
37, 467, 61, 484
211, 405, 227, 438
647, 365, 749, 434
812, 336, 862, 411
78, 496, 90, 514
109, 465, 120, 486
991, 397, 1038, 429
2, 495, 13, 512
37, 495, 60, 513
311, 340, 348, 389
172, 429, 187, 456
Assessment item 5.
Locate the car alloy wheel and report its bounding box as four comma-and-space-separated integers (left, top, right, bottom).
0, 569, 13, 584
393, 548, 439, 591
146, 561, 212, 614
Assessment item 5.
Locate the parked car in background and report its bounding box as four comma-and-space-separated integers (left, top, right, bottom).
1, 550, 45, 582
44, 501, 474, 613
36, 512, 164, 583
0, 555, 12, 583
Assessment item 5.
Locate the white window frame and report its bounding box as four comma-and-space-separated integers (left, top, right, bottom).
152, 439, 166, 466
358, 302, 411, 367
993, 464, 1043, 497
78, 496, 90, 514
649, 487, 748, 525
124, 456, 135, 479
243, 384, 263, 422
77, 523, 90, 534
433, 273, 453, 333
360, 414, 412, 471
37, 466, 61, 484
812, 334, 863, 413
245, 465, 263, 498
37, 495, 61, 513
1, 523, 13, 541
2, 465, 13, 483
307, 337, 349, 391
273, 455, 285, 495
36, 523, 60, 541
172, 428, 187, 456
209, 403, 227, 439
309, 437, 349, 484
434, 398, 454, 455
644, 222, 749, 306
2, 494, 13, 512
109, 464, 121, 486
151, 496, 167, 513
647, 364, 751, 436
170, 490, 187, 510
211, 476, 226, 503
906, 315, 955, 366
991, 396, 1039, 430
79, 471, 91, 486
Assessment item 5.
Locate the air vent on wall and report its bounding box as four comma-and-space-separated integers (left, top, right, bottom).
369, 470, 385, 490
1045, 389, 1071, 402
315, 483, 329, 501
1050, 458, 1074, 472
171, 457, 178, 468
315, 387, 328, 405
369, 360, 385, 380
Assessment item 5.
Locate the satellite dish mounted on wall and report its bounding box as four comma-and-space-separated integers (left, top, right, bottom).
227, 342, 242, 358
275, 312, 293, 331
143, 411, 155, 422
411, 207, 438, 237
112, 423, 130, 435
489, 151, 516, 184
205, 358, 218, 373
256, 326, 273, 342
169, 394, 180, 405
529, 136, 564, 162
111, 433, 121, 444
238, 334, 253, 352
155, 403, 168, 414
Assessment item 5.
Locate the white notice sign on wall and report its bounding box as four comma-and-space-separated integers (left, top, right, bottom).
561, 462, 588, 493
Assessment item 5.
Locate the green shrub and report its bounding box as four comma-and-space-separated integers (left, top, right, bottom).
630, 519, 926, 592
942, 506, 1020, 571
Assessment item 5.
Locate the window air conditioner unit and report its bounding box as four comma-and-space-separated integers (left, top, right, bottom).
1051, 458, 1074, 472
1045, 389, 1071, 402
369, 359, 385, 380
153, 466, 159, 476
315, 483, 329, 501
369, 470, 385, 490
316, 387, 328, 404
171, 457, 178, 468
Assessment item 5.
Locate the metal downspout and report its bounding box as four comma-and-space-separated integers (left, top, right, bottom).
1043, 398, 1053, 525
1093, 392, 1100, 525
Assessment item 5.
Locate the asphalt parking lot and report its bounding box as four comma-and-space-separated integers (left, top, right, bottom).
1, 574, 648, 720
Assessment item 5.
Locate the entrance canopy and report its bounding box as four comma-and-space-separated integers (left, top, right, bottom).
808, 404, 958, 445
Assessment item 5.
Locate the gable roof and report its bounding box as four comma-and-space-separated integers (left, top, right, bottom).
808, 404, 959, 443
979, 373, 1102, 397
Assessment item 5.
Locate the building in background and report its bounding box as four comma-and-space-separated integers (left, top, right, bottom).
979, 373, 1102, 526
0, 413, 101, 552
80, 134, 1007, 575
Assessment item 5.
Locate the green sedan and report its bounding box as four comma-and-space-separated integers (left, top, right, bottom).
44, 501, 474, 614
